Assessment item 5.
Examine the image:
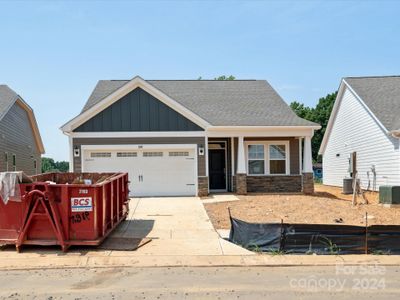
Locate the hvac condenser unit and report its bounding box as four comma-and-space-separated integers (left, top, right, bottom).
342, 178, 354, 194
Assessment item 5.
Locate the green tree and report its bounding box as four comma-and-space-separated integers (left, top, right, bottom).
54, 161, 69, 172
214, 75, 235, 80
41, 157, 55, 173
197, 75, 236, 80
290, 92, 337, 162
41, 157, 69, 173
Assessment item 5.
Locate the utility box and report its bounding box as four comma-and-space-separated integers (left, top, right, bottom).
379, 186, 400, 205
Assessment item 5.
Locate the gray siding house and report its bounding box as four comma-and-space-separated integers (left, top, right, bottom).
61, 76, 320, 197
0, 85, 45, 175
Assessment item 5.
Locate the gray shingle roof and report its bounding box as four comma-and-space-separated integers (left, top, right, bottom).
344, 76, 400, 131
80, 79, 318, 127
0, 85, 19, 121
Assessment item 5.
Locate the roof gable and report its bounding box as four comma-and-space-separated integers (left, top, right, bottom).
344, 76, 400, 131
319, 76, 400, 155
70, 77, 319, 129
62, 76, 211, 132
0, 85, 45, 154
75, 87, 203, 132
0, 85, 19, 121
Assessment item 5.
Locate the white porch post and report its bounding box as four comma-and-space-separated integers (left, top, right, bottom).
303, 136, 313, 173
235, 136, 247, 194
237, 136, 246, 173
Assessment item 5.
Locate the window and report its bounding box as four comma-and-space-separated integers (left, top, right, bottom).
169, 151, 189, 157
12, 154, 16, 171
246, 142, 289, 175
117, 152, 137, 157
248, 145, 265, 175
143, 151, 163, 157
4, 152, 8, 171
90, 152, 111, 158
269, 145, 286, 174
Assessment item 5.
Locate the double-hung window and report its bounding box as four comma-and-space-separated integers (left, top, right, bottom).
248, 145, 265, 175
247, 142, 289, 175
269, 144, 286, 174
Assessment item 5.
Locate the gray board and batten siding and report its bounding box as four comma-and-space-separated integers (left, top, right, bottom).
74, 87, 204, 132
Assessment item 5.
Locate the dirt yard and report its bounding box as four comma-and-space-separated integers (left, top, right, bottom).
204, 184, 400, 229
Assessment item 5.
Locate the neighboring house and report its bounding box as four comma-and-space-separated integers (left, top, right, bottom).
319, 76, 400, 191
61, 76, 320, 197
0, 85, 45, 175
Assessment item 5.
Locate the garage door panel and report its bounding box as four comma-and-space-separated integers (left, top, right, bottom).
82, 147, 196, 197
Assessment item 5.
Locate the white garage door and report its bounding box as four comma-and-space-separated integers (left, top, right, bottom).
82, 146, 197, 197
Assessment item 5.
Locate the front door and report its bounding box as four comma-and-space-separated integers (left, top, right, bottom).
209, 149, 226, 190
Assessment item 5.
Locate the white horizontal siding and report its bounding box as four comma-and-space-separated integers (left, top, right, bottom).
323, 87, 400, 190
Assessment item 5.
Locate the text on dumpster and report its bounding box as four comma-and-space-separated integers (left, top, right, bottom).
71, 197, 93, 212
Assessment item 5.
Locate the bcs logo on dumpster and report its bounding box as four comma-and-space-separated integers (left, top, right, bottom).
71, 197, 93, 212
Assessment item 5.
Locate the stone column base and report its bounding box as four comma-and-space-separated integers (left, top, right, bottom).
198, 176, 209, 197
302, 172, 314, 194
236, 173, 247, 195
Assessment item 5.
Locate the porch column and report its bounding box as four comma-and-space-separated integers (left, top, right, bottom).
303, 136, 313, 173
302, 135, 314, 194
237, 136, 246, 173
236, 136, 247, 194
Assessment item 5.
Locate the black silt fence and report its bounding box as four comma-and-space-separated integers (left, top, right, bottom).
229, 216, 400, 255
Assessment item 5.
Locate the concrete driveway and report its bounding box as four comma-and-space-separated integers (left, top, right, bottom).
112, 196, 252, 256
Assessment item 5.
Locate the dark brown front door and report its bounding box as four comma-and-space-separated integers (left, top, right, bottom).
209, 149, 226, 190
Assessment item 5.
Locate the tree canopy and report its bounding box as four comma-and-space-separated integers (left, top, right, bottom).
41, 157, 69, 173
197, 75, 236, 80
290, 91, 337, 162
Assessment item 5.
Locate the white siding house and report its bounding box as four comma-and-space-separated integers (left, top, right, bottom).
319, 76, 400, 191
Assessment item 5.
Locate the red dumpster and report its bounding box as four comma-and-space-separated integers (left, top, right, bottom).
0, 172, 129, 252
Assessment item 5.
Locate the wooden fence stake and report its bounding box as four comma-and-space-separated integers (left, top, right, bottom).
365, 212, 368, 255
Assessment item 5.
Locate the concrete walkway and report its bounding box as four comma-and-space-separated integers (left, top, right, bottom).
111, 197, 252, 256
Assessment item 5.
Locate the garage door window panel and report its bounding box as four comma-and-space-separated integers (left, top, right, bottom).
143, 151, 163, 157
90, 152, 112, 158
117, 152, 137, 157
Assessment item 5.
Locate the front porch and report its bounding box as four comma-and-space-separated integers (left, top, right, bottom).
199, 130, 315, 196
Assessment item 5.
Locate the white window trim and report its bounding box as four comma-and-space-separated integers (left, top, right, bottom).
245, 141, 290, 176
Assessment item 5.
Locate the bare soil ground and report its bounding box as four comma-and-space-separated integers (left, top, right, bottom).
204, 184, 400, 229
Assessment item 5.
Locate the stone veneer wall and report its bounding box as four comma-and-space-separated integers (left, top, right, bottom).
198, 176, 209, 197
246, 175, 302, 193
302, 172, 314, 194
235, 174, 247, 195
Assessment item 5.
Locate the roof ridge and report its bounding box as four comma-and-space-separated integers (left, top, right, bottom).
107, 79, 259, 82
345, 75, 400, 79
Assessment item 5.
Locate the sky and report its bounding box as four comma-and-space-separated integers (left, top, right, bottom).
1, 0, 400, 161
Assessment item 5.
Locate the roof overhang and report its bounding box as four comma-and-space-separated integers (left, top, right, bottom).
318, 79, 389, 155
207, 125, 320, 137
60, 76, 211, 134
